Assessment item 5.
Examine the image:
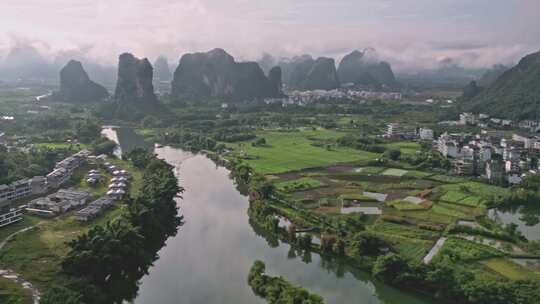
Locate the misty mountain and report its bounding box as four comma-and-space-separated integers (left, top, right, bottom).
300, 57, 339, 90
0, 43, 117, 87
51, 60, 109, 103
397, 58, 486, 90
337, 49, 397, 88
277, 55, 339, 90
278, 55, 316, 89
171, 48, 281, 101
0, 44, 55, 81
461, 80, 483, 102
258, 53, 277, 75
268, 66, 283, 95
153, 56, 172, 82
465, 50, 540, 119
114, 53, 158, 104
476, 64, 509, 87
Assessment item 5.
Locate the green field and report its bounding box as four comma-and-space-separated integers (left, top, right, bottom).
238, 130, 378, 174
404, 170, 434, 179
439, 190, 469, 203
370, 220, 439, 240
0, 207, 125, 292
388, 200, 428, 211
383, 142, 421, 156
381, 168, 408, 177
434, 237, 504, 262
438, 182, 511, 201
0, 277, 32, 304
275, 177, 325, 192
483, 258, 539, 280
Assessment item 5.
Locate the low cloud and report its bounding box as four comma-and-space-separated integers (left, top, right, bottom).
0, 0, 539, 73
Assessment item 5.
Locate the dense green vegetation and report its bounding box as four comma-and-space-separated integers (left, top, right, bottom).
466, 50, 540, 119
0, 146, 65, 184
51, 157, 183, 303
3, 83, 540, 303
372, 253, 540, 304
248, 260, 324, 304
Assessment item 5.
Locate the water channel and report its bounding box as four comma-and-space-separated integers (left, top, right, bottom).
102, 127, 433, 304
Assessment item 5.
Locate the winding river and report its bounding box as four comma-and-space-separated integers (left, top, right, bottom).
102, 127, 433, 304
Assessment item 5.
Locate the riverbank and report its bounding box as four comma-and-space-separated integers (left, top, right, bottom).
0, 154, 144, 303
134, 148, 434, 304
209, 129, 540, 304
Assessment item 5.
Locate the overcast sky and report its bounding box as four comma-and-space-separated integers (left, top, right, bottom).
1, 0, 539, 71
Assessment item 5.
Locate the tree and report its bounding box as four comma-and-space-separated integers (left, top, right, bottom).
41, 286, 85, 304
372, 254, 409, 284
74, 117, 101, 143
252, 137, 267, 147
92, 139, 117, 155
125, 148, 153, 169
141, 115, 160, 128
351, 232, 388, 256
384, 149, 401, 161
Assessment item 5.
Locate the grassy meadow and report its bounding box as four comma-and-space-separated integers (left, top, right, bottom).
235, 129, 379, 174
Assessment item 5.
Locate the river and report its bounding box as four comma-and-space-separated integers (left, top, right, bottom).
102, 127, 433, 304
488, 204, 540, 241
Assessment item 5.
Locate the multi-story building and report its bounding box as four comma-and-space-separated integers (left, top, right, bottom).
437, 133, 460, 158
460, 113, 477, 125
29, 176, 47, 195
46, 167, 70, 188
419, 128, 434, 141
486, 159, 505, 184
512, 133, 535, 149
0, 179, 31, 203
0, 201, 24, 228
454, 159, 474, 176
386, 123, 417, 139
28, 189, 90, 216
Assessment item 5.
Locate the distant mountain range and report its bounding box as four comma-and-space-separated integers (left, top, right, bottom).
51, 60, 109, 103
0, 44, 117, 86
171, 48, 282, 101
261, 49, 398, 90
463, 50, 540, 120
337, 50, 397, 88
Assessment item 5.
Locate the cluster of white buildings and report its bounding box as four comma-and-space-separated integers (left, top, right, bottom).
264, 89, 402, 106
74, 196, 114, 222
27, 189, 91, 217
0, 150, 91, 227
436, 131, 540, 184
384, 123, 434, 141
0, 150, 133, 227
103, 161, 132, 200
46, 150, 91, 188
458, 112, 514, 128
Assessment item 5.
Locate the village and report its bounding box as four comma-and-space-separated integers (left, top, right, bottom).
385, 112, 540, 186
0, 149, 132, 228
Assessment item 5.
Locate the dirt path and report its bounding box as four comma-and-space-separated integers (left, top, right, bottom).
423, 237, 447, 264
0, 225, 41, 304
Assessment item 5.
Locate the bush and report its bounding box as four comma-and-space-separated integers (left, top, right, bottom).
384, 149, 401, 161
248, 260, 324, 304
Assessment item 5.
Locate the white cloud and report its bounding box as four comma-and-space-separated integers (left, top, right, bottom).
0, 0, 539, 70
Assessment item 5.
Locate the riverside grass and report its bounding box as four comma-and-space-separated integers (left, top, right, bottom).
237, 129, 378, 174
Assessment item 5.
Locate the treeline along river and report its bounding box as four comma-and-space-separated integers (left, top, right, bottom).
102, 127, 433, 304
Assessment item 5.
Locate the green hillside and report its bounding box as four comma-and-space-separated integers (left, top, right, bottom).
465, 50, 540, 120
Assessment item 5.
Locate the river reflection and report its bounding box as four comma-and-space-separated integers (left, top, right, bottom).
489, 204, 540, 241
100, 127, 432, 304
101, 126, 152, 158
131, 146, 432, 304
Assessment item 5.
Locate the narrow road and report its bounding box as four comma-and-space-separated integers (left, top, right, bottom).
423, 237, 447, 264
0, 225, 41, 304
